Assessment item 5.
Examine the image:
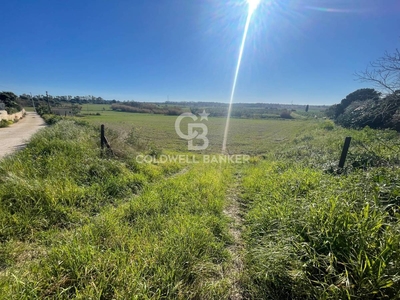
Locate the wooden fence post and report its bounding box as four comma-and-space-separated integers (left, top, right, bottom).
100, 124, 113, 156
101, 124, 105, 151
338, 137, 352, 169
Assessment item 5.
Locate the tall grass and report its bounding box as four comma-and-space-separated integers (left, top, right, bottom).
240, 160, 400, 299
0, 120, 181, 263
0, 119, 239, 298
1, 115, 400, 299
276, 123, 400, 172
0, 163, 235, 299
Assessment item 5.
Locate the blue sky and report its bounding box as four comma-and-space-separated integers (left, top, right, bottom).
0, 0, 399, 105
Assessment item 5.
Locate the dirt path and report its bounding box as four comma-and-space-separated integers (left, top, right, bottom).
224, 171, 245, 300
0, 112, 46, 159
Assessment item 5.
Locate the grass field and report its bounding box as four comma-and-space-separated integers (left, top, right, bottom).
76, 107, 323, 154
1, 106, 400, 299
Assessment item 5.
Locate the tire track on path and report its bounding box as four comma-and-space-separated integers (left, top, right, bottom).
224, 170, 245, 300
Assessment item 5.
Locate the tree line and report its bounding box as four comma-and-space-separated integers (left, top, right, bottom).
0, 92, 120, 115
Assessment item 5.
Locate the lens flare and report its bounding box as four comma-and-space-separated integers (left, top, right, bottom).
248, 0, 261, 14
222, 0, 260, 152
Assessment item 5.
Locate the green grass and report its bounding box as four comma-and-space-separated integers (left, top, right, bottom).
0, 119, 233, 299
0, 119, 181, 244
0, 163, 234, 299
1, 109, 400, 299
0, 120, 13, 128
240, 162, 400, 299
80, 103, 113, 112
237, 124, 400, 299
79, 108, 320, 154
23, 107, 36, 112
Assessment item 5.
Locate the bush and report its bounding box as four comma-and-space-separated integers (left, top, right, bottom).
320, 120, 335, 130
111, 103, 184, 115
280, 110, 292, 119
328, 89, 400, 131
5, 107, 19, 114
0, 119, 12, 128
0, 91, 22, 114
42, 114, 62, 125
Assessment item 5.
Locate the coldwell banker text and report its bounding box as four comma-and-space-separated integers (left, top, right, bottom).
136, 154, 250, 164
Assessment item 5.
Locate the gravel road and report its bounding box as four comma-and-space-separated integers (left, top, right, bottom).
0, 112, 46, 159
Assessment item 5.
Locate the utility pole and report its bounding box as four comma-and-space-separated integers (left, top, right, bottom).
46, 91, 51, 112
30, 92, 36, 112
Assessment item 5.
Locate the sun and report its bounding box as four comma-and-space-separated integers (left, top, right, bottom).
247, 0, 261, 14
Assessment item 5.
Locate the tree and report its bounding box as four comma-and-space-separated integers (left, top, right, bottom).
328, 89, 400, 130
356, 49, 400, 94
340, 88, 381, 108
326, 88, 381, 120
325, 103, 342, 119
280, 110, 292, 119
0, 91, 18, 106
0, 91, 22, 114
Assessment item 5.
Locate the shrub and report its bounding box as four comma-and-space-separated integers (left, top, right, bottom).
41, 114, 62, 125
320, 120, 335, 130
328, 89, 400, 131
0, 119, 11, 128
5, 107, 19, 114
280, 110, 292, 119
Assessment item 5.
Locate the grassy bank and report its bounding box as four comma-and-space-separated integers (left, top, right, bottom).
1, 163, 235, 298
239, 124, 400, 299
0, 119, 237, 298
0, 120, 180, 242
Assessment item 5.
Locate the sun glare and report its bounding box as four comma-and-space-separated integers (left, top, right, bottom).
248, 0, 261, 14
222, 0, 261, 152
